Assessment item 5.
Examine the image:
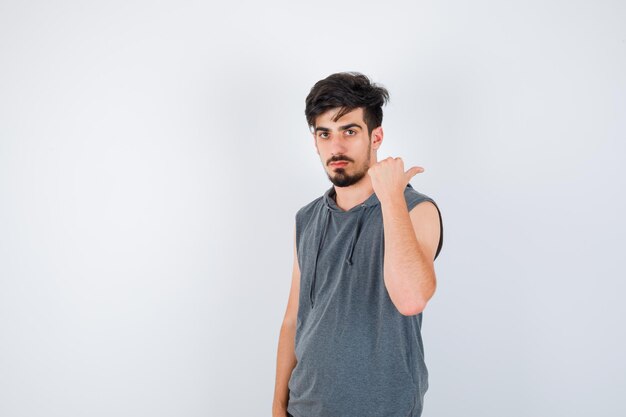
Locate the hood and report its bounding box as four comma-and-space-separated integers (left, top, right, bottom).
309, 186, 382, 308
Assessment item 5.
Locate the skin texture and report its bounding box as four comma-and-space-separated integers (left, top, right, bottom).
272, 107, 441, 416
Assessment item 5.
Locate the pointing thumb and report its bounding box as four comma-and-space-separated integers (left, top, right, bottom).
405, 166, 424, 181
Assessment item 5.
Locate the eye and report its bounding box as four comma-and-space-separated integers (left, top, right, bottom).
345, 129, 356, 136
318, 132, 330, 139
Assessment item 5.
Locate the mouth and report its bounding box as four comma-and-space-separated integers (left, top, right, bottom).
330, 161, 349, 168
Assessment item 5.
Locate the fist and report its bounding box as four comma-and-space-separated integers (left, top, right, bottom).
368, 157, 424, 203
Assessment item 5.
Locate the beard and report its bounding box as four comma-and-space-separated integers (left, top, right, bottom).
327, 163, 369, 187
326, 140, 372, 188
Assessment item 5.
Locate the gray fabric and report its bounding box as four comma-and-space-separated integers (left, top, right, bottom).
287, 183, 443, 417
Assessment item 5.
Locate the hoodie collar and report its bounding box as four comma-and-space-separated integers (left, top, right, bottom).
323, 186, 381, 212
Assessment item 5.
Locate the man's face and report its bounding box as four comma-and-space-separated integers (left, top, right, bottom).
312, 107, 380, 188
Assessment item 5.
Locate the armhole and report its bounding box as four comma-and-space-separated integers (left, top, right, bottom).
294, 210, 302, 268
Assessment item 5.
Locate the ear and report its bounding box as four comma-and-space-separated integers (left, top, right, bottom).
370, 126, 383, 150
312, 133, 319, 155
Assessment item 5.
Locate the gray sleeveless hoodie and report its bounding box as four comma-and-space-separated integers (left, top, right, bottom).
287, 183, 443, 417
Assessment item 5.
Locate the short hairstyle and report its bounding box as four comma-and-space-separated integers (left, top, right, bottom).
304, 72, 390, 135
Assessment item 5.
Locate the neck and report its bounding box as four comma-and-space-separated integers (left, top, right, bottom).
333, 176, 375, 211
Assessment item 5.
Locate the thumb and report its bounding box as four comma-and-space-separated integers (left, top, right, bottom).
405, 166, 424, 181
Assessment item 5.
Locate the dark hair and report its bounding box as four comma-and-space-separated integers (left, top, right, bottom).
305, 72, 390, 135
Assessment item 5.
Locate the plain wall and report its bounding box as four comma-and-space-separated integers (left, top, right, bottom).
1, 1, 624, 416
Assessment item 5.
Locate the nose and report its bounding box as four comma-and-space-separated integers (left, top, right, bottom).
329, 134, 348, 156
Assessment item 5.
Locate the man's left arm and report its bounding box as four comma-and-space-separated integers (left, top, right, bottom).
380, 196, 441, 316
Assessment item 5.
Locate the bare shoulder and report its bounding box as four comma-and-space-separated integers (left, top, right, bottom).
408, 201, 441, 261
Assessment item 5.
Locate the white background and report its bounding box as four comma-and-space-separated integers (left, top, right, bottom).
1, 1, 624, 416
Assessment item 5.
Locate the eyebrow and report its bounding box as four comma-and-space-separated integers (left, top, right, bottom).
314, 123, 363, 133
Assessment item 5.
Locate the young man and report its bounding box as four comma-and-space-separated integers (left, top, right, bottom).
272, 72, 443, 417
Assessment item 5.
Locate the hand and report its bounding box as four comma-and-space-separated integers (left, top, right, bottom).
368, 157, 424, 204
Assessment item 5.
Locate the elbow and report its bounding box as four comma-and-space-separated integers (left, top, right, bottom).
398, 299, 427, 316
386, 271, 437, 316
398, 286, 436, 316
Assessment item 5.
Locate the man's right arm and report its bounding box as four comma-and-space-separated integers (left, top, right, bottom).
272, 223, 300, 417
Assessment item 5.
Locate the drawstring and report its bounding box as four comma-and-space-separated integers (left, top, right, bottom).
310, 200, 369, 308
310, 205, 331, 308
346, 204, 366, 265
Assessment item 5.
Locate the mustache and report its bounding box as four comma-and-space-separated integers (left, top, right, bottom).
328, 156, 353, 164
